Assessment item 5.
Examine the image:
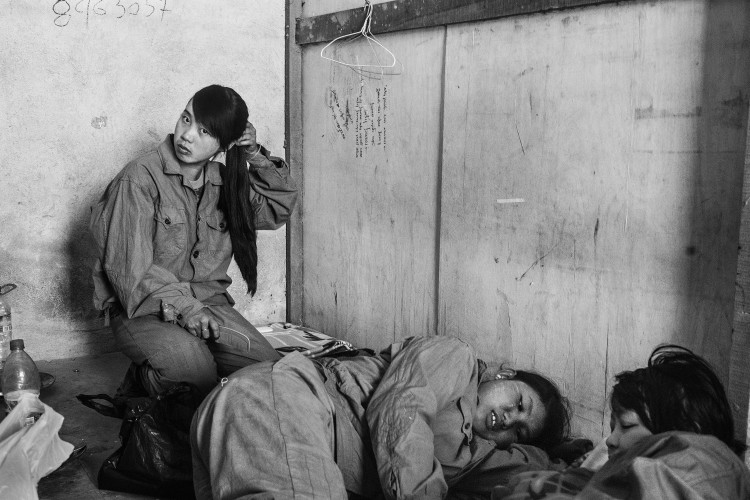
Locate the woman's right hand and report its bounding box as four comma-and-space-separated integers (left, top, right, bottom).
184, 308, 222, 340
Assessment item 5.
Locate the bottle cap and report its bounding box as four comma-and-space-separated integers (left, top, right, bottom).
9, 339, 24, 350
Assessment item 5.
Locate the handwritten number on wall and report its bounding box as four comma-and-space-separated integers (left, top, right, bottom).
143, 0, 155, 17
158, 1, 170, 20
53, 0, 71, 27
53, 0, 170, 27
75, 0, 90, 25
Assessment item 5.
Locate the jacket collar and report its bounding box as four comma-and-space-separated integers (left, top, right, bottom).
158, 135, 223, 186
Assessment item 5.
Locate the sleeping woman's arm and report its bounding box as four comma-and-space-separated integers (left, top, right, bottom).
366, 336, 478, 500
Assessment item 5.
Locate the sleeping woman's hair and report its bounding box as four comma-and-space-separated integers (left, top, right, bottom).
192, 84, 258, 295
514, 370, 570, 450
611, 344, 745, 455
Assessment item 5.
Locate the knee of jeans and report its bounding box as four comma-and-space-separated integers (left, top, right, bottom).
144, 341, 217, 396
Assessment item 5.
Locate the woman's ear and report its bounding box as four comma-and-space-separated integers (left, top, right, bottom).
495, 368, 517, 380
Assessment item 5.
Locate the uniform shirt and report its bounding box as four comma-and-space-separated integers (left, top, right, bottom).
89, 135, 297, 321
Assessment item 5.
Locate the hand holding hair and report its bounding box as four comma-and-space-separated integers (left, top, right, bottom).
234, 120, 259, 153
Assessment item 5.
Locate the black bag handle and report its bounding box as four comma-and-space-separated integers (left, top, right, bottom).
76, 393, 123, 419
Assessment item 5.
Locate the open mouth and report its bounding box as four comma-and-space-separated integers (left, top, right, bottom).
491, 410, 500, 431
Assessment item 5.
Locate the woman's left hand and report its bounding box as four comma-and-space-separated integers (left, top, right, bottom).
235, 120, 258, 150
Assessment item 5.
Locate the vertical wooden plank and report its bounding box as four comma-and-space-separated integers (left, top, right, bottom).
287, 0, 305, 323
299, 28, 445, 349
439, 0, 750, 440
729, 113, 750, 463
706, 0, 750, 459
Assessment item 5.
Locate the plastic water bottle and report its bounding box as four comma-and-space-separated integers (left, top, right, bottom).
0, 294, 12, 371
1, 339, 41, 411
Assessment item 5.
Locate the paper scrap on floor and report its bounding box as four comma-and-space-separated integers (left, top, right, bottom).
259, 323, 356, 358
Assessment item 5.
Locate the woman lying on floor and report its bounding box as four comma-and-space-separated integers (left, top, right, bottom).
493, 344, 750, 499
191, 335, 573, 499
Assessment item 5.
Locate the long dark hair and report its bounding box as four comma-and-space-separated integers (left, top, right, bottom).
514, 369, 570, 450
192, 85, 257, 295
611, 344, 744, 455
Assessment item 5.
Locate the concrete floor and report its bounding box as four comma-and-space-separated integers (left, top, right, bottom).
31, 352, 156, 500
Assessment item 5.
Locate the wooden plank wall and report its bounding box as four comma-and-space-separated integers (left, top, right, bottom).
439, 0, 750, 439
299, 27, 445, 348
290, 0, 750, 441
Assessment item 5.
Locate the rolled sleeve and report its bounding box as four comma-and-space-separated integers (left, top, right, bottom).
245, 145, 298, 230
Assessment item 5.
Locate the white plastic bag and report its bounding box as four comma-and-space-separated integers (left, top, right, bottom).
0, 393, 74, 500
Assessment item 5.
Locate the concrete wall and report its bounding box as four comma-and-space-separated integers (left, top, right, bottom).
0, 1, 288, 360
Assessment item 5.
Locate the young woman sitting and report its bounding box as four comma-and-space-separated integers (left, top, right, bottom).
90, 85, 297, 399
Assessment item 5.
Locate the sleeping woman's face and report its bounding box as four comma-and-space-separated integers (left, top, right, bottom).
473, 379, 547, 449
605, 409, 653, 457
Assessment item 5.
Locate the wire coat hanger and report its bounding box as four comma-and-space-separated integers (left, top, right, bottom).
320, 0, 399, 71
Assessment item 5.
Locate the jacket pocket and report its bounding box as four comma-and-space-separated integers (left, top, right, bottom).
154, 205, 187, 257
204, 214, 232, 257
205, 214, 228, 232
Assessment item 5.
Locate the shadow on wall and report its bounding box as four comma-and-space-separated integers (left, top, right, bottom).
62, 193, 115, 357
687, 1, 750, 443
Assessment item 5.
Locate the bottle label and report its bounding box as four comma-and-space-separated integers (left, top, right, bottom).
4, 390, 41, 411
0, 313, 11, 335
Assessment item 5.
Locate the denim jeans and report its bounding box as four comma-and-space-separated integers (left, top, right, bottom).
111, 304, 280, 397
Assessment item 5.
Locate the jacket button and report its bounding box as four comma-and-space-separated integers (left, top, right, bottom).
193, 251, 199, 259
165, 218, 171, 225
464, 423, 470, 430
197, 215, 202, 222
219, 222, 225, 229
